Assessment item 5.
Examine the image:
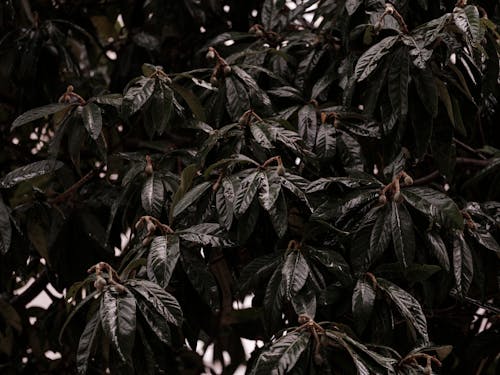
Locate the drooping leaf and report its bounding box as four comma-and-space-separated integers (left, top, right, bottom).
128, 279, 183, 326
235, 171, 261, 217
99, 289, 136, 362
147, 235, 180, 288
250, 122, 274, 149
352, 278, 376, 334
122, 76, 155, 116
59, 290, 99, 345
268, 190, 288, 238
172, 181, 212, 218
238, 253, 281, 295
216, 177, 235, 231
346, 0, 363, 15
263, 267, 285, 333
452, 231, 474, 296
402, 187, 463, 230
355, 36, 399, 82
134, 298, 171, 345
388, 47, 410, 116
315, 124, 337, 159
11, 103, 75, 130
178, 223, 233, 247
0, 160, 64, 189
369, 204, 392, 268
77, 313, 101, 375
378, 278, 429, 345
423, 231, 450, 271
0, 196, 11, 254
414, 67, 438, 117
81, 102, 102, 140
93, 94, 122, 107
225, 76, 250, 121
308, 247, 352, 286
282, 250, 310, 300
249, 331, 311, 375
453, 5, 483, 45
141, 174, 165, 217
390, 202, 415, 269
297, 104, 317, 147
150, 81, 173, 135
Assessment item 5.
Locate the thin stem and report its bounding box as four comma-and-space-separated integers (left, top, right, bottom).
456, 157, 491, 167
413, 170, 440, 186
49, 170, 95, 205
453, 138, 486, 160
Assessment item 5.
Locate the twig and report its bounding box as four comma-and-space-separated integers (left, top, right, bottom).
49, 169, 95, 205
453, 138, 486, 160
456, 157, 491, 167
413, 170, 440, 186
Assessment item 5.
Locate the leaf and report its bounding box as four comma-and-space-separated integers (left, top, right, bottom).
469, 229, 500, 255
263, 267, 285, 333
388, 48, 410, 116
178, 223, 233, 247
147, 235, 180, 288
315, 124, 337, 159
453, 5, 482, 45
81, 102, 102, 140
225, 76, 250, 121
128, 279, 183, 326
0, 196, 11, 254
268, 190, 288, 238
77, 313, 101, 374
355, 36, 399, 82
181, 249, 220, 311
172, 181, 212, 218
346, 0, 363, 15
391, 202, 415, 269
122, 76, 155, 116
141, 174, 165, 217
0, 160, 64, 189
235, 171, 261, 217
423, 231, 450, 271
93, 94, 122, 107
280, 176, 312, 212
134, 298, 171, 345
261, 0, 281, 31
258, 170, 281, 211
378, 278, 429, 345
249, 331, 311, 375
99, 289, 136, 362
59, 290, 99, 344
282, 250, 310, 300
150, 81, 173, 135
11, 103, 75, 130
352, 278, 376, 334
452, 231, 474, 296
402, 187, 463, 230
369, 204, 392, 268
238, 253, 281, 295
291, 285, 317, 319
250, 122, 274, 149
297, 104, 317, 147
216, 177, 235, 231
308, 247, 352, 286
232, 66, 272, 110
414, 68, 438, 117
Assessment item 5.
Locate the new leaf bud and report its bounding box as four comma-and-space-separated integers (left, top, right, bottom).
94, 276, 107, 291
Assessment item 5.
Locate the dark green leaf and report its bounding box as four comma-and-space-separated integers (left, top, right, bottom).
59, 290, 99, 345
263, 267, 285, 333
11, 103, 75, 130
268, 190, 288, 238
123, 76, 155, 116
346, 0, 363, 15
469, 228, 500, 255
352, 278, 376, 334
391, 202, 415, 269
369, 204, 392, 268
141, 174, 164, 217
423, 231, 450, 271
178, 223, 233, 247
134, 298, 171, 345
452, 231, 474, 296
225, 76, 250, 121
402, 187, 463, 230
128, 279, 183, 326
82, 102, 102, 140
93, 94, 122, 107
77, 313, 101, 374
173, 181, 212, 218
282, 250, 310, 300
250, 122, 274, 149
0, 196, 11, 254
378, 278, 429, 345
315, 124, 336, 159
414, 68, 438, 117
147, 235, 180, 288
249, 331, 311, 375
238, 253, 281, 295
308, 247, 352, 286
355, 36, 399, 81
298, 104, 317, 147
291, 285, 317, 319
0, 160, 64, 189
99, 289, 136, 362
150, 82, 173, 135
216, 177, 235, 231
232, 66, 272, 110
453, 5, 483, 45
235, 171, 261, 217
388, 48, 410, 116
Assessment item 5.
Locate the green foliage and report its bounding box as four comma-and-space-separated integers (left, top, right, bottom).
0, 0, 499, 374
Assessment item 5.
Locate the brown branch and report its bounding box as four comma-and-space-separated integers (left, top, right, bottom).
49, 169, 95, 205
453, 138, 486, 160
10, 269, 49, 308
456, 157, 491, 167
413, 170, 441, 186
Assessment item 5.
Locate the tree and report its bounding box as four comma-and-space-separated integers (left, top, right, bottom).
0, 0, 499, 373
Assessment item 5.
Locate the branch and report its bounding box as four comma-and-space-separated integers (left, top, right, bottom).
49, 169, 95, 205
453, 138, 486, 160
10, 269, 49, 308
456, 157, 491, 167
413, 170, 440, 186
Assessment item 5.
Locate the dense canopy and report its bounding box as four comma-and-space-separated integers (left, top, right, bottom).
0, 0, 499, 374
